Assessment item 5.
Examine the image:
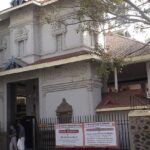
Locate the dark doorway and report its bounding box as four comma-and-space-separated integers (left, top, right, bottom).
7, 78, 39, 149
7, 78, 39, 127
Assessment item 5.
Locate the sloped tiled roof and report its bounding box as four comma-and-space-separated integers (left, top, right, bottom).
105, 33, 150, 57
96, 90, 150, 111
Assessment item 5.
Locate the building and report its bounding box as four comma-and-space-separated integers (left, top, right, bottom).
0, 1, 150, 149
0, 0, 103, 136
96, 33, 150, 113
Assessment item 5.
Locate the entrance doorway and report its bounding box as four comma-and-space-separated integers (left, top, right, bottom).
7, 78, 39, 126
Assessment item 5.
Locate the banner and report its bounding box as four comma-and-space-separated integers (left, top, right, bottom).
55, 122, 118, 148
84, 122, 118, 148
55, 123, 84, 148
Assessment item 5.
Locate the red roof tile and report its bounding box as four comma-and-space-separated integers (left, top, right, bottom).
96, 90, 149, 109
105, 33, 150, 57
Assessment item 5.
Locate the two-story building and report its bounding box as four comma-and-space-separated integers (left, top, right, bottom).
0, 1, 150, 149
0, 0, 103, 136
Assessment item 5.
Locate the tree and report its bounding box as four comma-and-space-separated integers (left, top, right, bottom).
76, 0, 150, 81
38, 0, 149, 82
78, 0, 150, 26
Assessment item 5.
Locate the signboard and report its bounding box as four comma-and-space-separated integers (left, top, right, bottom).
55, 122, 118, 148
84, 122, 118, 148
55, 123, 84, 148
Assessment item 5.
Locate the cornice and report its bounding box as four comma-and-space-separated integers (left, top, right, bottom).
42, 79, 102, 96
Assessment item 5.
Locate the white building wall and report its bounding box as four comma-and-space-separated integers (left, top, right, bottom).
65, 25, 83, 50
92, 87, 102, 110
40, 61, 98, 117
40, 23, 56, 55
40, 22, 84, 59
83, 29, 105, 48
45, 88, 89, 117
0, 19, 10, 67
0, 61, 101, 130
0, 0, 103, 131
0, 0, 105, 66
9, 6, 41, 63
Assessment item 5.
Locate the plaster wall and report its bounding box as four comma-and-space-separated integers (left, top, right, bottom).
0, 61, 101, 131
40, 61, 100, 117
0, 0, 104, 66
83, 29, 105, 48
10, 6, 34, 26
45, 88, 90, 118
0, 19, 10, 67
9, 6, 41, 63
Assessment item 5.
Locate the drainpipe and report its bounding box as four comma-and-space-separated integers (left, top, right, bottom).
114, 67, 118, 92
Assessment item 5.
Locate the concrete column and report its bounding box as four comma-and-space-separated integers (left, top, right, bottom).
146, 62, 150, 96
114, 67, 118, 92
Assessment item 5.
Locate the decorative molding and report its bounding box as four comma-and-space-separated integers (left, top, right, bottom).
42, 62, 88, 83
15, 27, 28, 42
42, 79, 102, 95
52, 21, 67, 36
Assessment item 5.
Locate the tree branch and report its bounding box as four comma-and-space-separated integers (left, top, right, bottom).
124, 0, 150, 23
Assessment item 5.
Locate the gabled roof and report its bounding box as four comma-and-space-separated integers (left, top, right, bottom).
105, 33, 150, 58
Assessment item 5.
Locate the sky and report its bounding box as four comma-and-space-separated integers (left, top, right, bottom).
0, 0, 11, 11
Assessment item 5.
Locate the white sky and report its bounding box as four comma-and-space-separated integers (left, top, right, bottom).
0, 0, 11, 11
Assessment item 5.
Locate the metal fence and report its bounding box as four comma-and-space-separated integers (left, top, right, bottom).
36, 112, 130, 150
130, 95, 150, 110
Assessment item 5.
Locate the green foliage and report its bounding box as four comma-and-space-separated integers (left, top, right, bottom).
91, 45, 125, 81
77, 0, 149, 81
40, 0, 149, 81
78, 0, 150, 27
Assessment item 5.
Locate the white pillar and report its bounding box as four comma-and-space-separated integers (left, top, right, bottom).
114, 67, 118, 92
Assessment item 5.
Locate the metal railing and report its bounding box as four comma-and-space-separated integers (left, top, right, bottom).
37, 113, 130, 150
130, 95, 150, 110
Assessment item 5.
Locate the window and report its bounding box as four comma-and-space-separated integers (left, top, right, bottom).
15, 27, 28, 57
18, 40, 24, 57
56, 34, 63, 52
